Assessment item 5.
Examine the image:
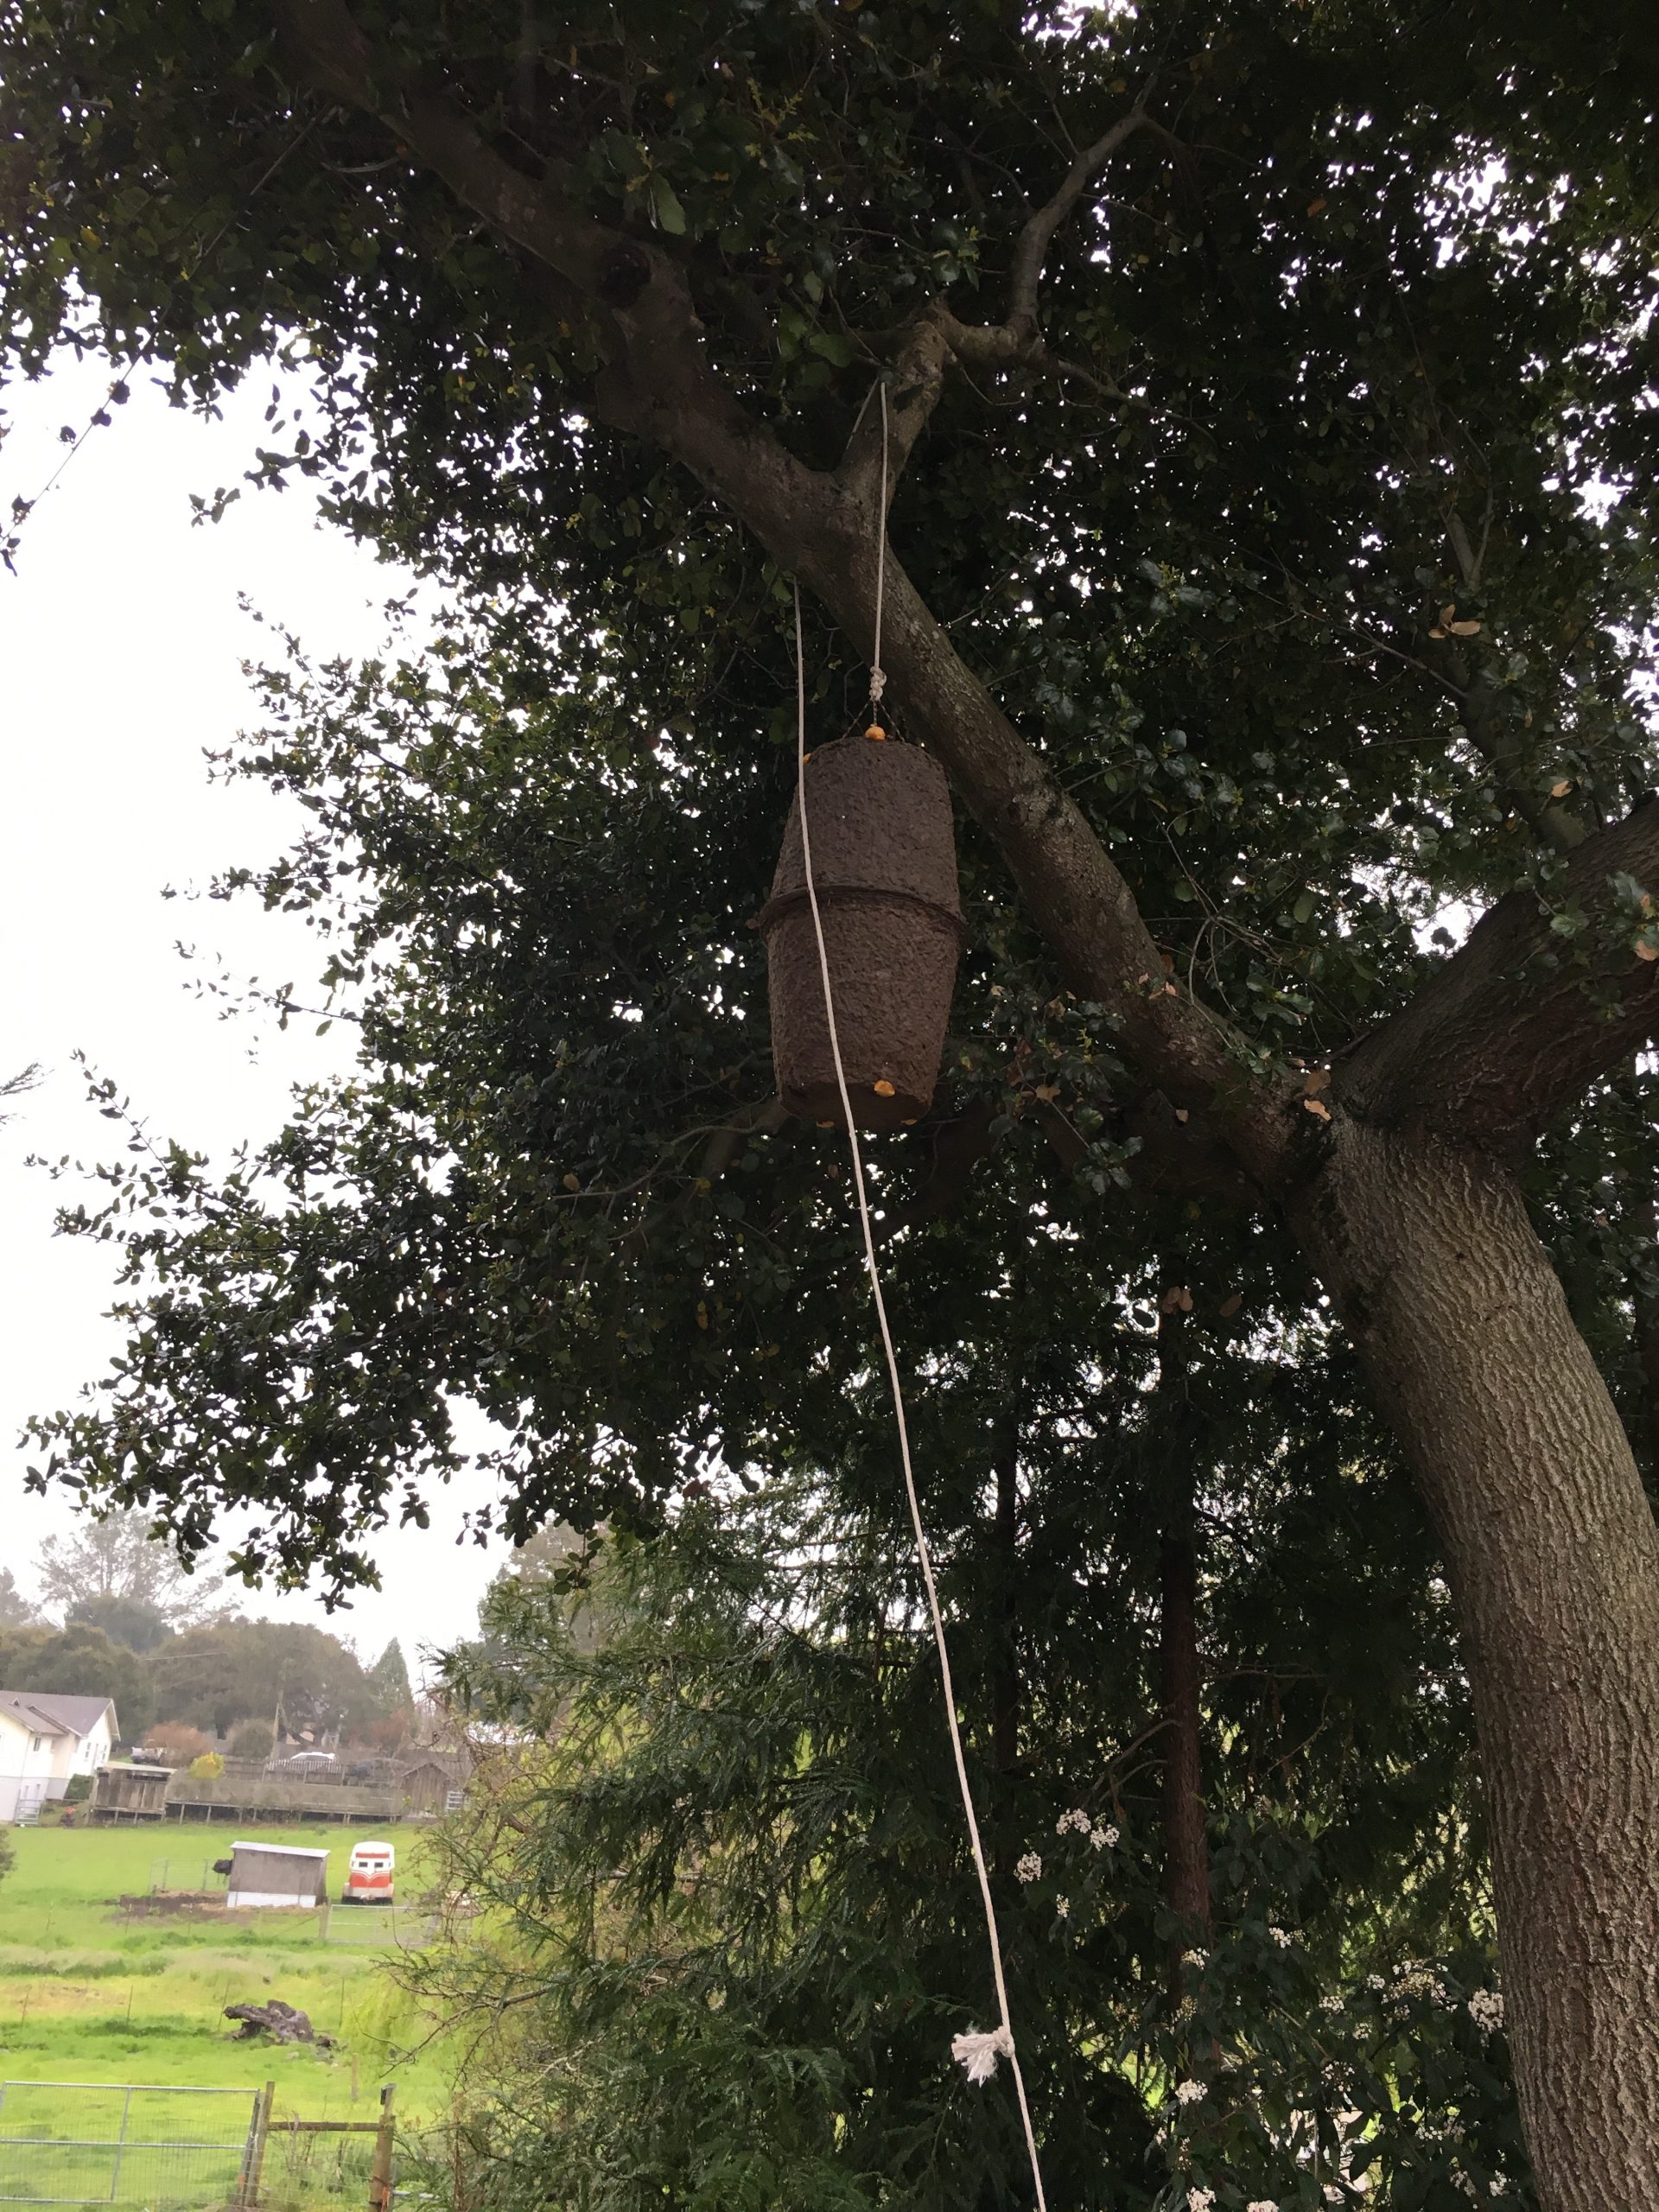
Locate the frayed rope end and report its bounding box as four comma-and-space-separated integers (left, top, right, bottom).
951, 2024, 1015, 2086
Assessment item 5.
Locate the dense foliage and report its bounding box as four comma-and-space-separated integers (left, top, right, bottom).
3, 0, 1656, 1585
0, 1567, 33, 1629
0, 1620, 158, 1740
0, 1603, 412, 1746
7, 1, 1659, 2201
416, 1474, 1521, 2212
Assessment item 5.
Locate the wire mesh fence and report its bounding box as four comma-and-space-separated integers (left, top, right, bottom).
257, 2122, 379, 2212
0, 2081, 259, 2209
147, 1859, 229, 1898
251, 2088, 397, 2212
317, 1909, 434, 1953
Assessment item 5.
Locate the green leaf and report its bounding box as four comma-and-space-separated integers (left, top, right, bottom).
648, 175, 687, 236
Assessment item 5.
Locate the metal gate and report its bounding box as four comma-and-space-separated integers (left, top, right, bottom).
0, 2082, 261, 2209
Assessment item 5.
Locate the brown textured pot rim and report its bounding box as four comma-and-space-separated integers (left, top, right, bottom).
751, 882, 967, 940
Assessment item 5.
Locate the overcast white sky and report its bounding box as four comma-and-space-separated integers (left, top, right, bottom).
1, 352, 512, 1680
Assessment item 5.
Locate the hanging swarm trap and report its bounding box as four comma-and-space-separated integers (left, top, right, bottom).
757, 734, 963, 1133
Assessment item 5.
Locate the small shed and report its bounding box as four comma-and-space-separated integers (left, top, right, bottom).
226, 1840, 330, 1909
399, 1756, 467, 1815
91, 1763, 171, 1821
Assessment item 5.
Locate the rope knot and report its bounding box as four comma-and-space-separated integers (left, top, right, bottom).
951, 2024, 1015, 2086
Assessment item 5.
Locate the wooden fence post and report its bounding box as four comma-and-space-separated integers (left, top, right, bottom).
237, 2080, 276, 2211
369, 2086, 396, 2212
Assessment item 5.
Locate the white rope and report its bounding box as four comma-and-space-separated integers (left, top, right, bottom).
791, 575, 1049, 2210
869, 382, 888, 707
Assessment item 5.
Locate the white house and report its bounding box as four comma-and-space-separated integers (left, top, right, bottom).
0, 1693, 118, 1823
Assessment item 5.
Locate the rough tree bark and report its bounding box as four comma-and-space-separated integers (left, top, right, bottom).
259, 14, 1659, 2201
1291, 1124, 1659, 2209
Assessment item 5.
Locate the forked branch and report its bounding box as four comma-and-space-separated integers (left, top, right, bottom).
1338, 797, 1659, 1148
1006, 101, 1152, 340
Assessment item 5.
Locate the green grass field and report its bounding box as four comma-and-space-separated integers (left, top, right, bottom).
0, 1821, 451, 2135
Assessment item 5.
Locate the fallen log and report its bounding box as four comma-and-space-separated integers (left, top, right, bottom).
225, 1998, 335, 2047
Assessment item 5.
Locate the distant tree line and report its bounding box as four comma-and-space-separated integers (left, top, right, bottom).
0, 1514, 414, 1751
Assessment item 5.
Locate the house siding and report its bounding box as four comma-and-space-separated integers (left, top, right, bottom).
0, 1697, 118, 1817
0, 1710, 61, 1823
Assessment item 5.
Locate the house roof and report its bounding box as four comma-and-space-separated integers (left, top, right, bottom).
230, 1841, 330, 1862
0, 1692, 117, 1739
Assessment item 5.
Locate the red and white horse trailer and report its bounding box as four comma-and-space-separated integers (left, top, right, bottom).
343, 1839, 395, 1904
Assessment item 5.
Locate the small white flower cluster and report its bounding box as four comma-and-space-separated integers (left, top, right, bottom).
1319, 1993, 1344, 2015
1187, 2191, 1215, 2212
1268, 1925, 1294, 1949
1365, 1973, 1386, 1992
1393, 1966, 1450, 2007
1467, 1987, 1505, 2032
1174, 2078, 1207, 2107
1055, 1895, 1071, 1919
1015, 1852, 1044, 1883
1054, 1805, 1119, 1851
1452, 2173, 1504, 2203
1181, 1948, 1208, 1968
1247, 2199, 1279, 2211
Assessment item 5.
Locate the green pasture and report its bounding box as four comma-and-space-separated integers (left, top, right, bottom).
0, 1822, 450, 2128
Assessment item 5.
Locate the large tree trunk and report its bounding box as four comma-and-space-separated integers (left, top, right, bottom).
1292, 1122, 1659, 2212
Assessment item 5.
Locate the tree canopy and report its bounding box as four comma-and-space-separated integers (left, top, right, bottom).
32, 1510, 222, 1627
0, 1567, 34, 1629
147, 1616, 380, 1738
8, 3, 1659, 2203
367, 1635, 413, 1714
0, 1620, 158, 1740
6, 0, 1658, 1579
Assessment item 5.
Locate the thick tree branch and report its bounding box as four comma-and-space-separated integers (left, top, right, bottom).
1453, 658, 1589, 856
792, 535, 1287, 1174
1436, 497, 1586, 855
274, 0, 726, 390
1338, 798, 1659, 1149
270, 0, 1289, 1182
836, 302, 961, 509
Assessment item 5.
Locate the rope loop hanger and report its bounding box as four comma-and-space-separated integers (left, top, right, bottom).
789, 379, 1052, 2212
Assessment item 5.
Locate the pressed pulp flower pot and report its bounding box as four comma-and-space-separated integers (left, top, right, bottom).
757, 734, 963, 1132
